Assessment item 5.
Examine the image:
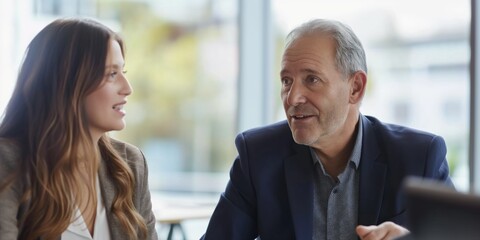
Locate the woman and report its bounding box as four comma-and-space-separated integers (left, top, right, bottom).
0, 18, 157, 239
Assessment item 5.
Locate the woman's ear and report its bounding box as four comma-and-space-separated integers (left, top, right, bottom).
349, 70, 367, 104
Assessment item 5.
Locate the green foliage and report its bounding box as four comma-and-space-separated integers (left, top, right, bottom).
98, 1, 236, 172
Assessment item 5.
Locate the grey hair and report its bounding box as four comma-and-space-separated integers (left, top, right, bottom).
285, 19, 367, 76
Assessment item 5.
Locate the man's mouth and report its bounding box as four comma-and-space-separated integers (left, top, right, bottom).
291, 114, 313, 120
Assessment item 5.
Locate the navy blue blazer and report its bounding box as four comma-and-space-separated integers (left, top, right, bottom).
202, 115, 453, 240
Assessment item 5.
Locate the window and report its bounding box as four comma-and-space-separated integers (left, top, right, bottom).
34, 0, 96, 16
95, 1, 238, 193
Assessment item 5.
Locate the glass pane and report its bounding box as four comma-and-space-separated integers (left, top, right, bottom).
99, 1, 238, 236
272, 0, 470, 191
96, 0, 237, 192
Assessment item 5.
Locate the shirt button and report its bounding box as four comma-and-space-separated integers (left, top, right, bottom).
333, 188, 338, 194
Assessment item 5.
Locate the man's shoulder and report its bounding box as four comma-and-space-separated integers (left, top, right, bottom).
363, 115, 444, 151
364, 115, 439, 139
240, 120, 292, 141
234, 120, 297, 153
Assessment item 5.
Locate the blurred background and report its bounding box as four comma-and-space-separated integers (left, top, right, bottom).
0, 0, 471, 238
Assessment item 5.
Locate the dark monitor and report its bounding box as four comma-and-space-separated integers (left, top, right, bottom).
403, 177, 480, 240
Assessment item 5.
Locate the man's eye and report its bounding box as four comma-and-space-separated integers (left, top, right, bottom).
306, 76, 319, 83
281, 78, 292, 86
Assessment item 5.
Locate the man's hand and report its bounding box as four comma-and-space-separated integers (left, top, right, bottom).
356, 221, 410, 240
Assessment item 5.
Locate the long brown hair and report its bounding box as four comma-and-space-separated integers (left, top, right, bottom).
0, 18, 147, 239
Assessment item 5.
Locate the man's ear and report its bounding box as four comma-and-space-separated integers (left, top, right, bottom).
349, 70, 367, 104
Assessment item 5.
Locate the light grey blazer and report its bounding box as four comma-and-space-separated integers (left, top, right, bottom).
0, 138, 158, 240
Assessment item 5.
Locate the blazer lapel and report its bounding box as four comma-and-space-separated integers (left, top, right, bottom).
358, 115, 387, 225
98, 152, 124, 240
284, 144, 314, 240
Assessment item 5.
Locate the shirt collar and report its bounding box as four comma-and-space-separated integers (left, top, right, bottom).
310, 114, 363, 170
63, 175, 111, 240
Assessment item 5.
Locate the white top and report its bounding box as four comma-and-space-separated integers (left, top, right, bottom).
61, 176, 111, 240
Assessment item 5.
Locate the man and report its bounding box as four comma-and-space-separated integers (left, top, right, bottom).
202, 19, 453, 240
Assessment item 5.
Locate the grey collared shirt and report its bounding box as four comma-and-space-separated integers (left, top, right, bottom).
311, 117, 363, 240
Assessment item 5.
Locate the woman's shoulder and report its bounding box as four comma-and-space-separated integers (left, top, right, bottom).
108, 138, 146, 169
109, 138, 143, 157
0, 138, 21, 170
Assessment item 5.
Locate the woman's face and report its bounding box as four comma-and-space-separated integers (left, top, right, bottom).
85, 39, 132, 141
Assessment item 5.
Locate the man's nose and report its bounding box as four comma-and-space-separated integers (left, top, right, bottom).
286, 82, 307, 106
